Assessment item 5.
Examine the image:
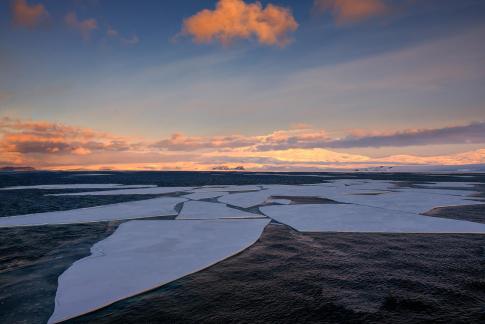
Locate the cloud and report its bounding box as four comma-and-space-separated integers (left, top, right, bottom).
382, 149, 485, 166
253, 123, 485, 151
121, 34, 139, 45
1, 117, 484, 170
181, 0, 298, 46
106, 25, 119, 37
107, 26, 139, 46
325, 123, 485, 149
11, 0, 49, 28
65, 12, 97, 40
151, 123, 485, 152
0, 117, 133, 158
314, 0, 390, 24
152, 133, 255, 151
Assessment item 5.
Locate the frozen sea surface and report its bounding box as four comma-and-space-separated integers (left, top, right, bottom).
1, 171, 485, 323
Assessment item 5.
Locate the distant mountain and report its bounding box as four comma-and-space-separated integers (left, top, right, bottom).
0, 166, 36, 172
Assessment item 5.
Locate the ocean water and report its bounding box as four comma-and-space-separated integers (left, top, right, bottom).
1, 171, 485, 323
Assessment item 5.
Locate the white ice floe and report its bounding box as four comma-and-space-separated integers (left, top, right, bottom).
218, 190, 273, 208
182, 191, 227, 200
49, 186, 193, 196
0, 197, 186, 227
0, 184, 155, 190
217, 184, 361, 208
417, 182, 478, 189
327, 179, 398, 191
177, 201, 262, 219
193, 185, 262, 192
330, 190, 483, 214
396, 187, 476, 197
48, 219, 270, 323
266, 198, 292, 205
260, 204, 485, 233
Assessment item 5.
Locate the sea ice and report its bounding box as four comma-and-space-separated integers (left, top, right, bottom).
0, 184, 155, 190
49, 186, 193, 196
419, 182, 477, 188
218, 190, 273, 208
260, 204, 485, 233
48, 218, 270, 323
177, 201, 262, 219
182, 191, 227, 200
0, 197, 186, 227
193, 185, 262, 192
330, 190, 483, 214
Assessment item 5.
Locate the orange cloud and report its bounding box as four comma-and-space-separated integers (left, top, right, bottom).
181, 0, 298, 46
0, 117, 133, 160
382, 149, 485, 166
11, 0, 49, 28
65, 12, 97, 40
2, 117, 484, 170
314, 0, 390, 24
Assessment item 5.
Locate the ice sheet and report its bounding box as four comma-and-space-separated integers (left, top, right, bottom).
217, 184, 361, 208
177, 201, 262, 219
182, 191, 227, 200
0, 197, 187, 227
419, 182, 477, 188
48, 219, 270, 323
0, 184, 155, 190
49, 186, 193, 196
260, 204, 485, 233
330, 190, 483, 214
193, 185, 262, 192
218, 190, 273, 208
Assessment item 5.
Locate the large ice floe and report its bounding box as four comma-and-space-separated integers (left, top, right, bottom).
48, 186, 193, 196
48, 219, 270, 323
260, 204, 485, 233
0, 184, 155, 190
49, 185, 261, 196
177, 201, 262, 219
182, 191, 227, 200
0, 197, 186, 227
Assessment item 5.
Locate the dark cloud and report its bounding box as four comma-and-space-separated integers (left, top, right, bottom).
254, 122, 485, 150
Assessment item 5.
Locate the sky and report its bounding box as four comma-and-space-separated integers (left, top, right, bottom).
1, 0, 485, 171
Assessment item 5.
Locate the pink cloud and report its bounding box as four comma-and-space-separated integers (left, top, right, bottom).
314, 0, 390, 24
181, 0, 298, 46
0, 117, 132, 159
65, 12, 97, 40
1, 117, 484, 170
11, 0, 49, 28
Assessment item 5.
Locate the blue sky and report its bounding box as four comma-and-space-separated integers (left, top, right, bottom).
1, 0, 485, 170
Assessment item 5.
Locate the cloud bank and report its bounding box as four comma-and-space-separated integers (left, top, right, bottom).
1, 117, 484, 170
181, 0, 298, 46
